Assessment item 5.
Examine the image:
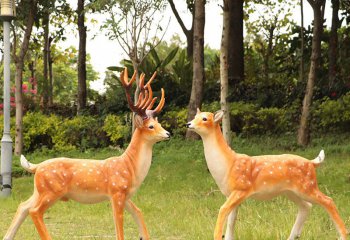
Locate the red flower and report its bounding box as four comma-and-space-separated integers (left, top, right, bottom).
330, 92, 337, 97
10, 96, 15, 102
30, 88, 37, 94
22, 84, 28, 93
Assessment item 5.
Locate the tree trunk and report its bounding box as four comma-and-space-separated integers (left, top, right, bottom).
220, 0, 231, 145
300, 0, 305, 83
328, 0, 339, 89
42, 10, 49, 109
13, 0, 37, 155
48, 37, 53, 106
228, 0, 244, 88
186, 0, 205, 140
77, 0, 87, 114
168, 0, 194, 60
297, 0, 325, 146
131, 61, 140, 133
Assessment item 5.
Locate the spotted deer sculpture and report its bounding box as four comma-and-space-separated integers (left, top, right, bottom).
186, 109, 347, 240
3, 68, 170, 240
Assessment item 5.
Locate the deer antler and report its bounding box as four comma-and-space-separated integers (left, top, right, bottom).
120, 67, 165, 119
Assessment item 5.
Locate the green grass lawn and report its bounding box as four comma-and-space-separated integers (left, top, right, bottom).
1, 135, 350, 239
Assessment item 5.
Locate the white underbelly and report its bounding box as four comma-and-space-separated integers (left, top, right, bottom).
64, 192, 109, 204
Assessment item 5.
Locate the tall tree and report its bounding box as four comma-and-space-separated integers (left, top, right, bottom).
12, 0, 38, 155
77, 0, 87, 114
328, 0, 340, 89
186, 0, 205, 140
228, 0, 244, 90
168, 0, 194, 59
220, 0, 231, 144
297, 0, 326, 146
300, 0, 305, 84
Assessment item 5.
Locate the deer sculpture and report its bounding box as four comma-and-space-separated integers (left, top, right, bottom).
3, 68, 170, 240
186, 109, 347, 240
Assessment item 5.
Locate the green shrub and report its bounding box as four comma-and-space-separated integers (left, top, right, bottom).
103, 114, 131, 146
161, 107, 188, 136
242, 107, 288, 136
313, 93, 350, 131
22, 112, 60, 152
53, 115, 107, 151
230, 102, 258, 134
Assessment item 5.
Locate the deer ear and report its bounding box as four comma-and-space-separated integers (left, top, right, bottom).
214, 110, 224, 123
197, 108, 201, 114
134, 114, 144, 128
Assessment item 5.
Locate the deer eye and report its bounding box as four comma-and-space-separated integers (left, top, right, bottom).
149, 125, 154, 129
202, 117, 207, 121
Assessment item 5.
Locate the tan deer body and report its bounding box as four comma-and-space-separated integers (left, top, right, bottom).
187, 109, 347, 240
4, 69, 169, 240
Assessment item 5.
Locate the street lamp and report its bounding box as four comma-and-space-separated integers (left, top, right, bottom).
0, 0, 16, 197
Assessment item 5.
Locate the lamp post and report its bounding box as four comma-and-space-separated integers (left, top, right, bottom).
0, 0, 15, 197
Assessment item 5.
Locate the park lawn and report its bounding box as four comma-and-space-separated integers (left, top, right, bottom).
1, 135, 350, 239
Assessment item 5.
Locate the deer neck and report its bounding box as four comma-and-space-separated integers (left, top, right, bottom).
122, 129, 153, 190
201, 125, 235, 196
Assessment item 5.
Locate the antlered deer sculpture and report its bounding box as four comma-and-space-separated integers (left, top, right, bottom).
186, 109, 347, 240
4, 68, 170, 240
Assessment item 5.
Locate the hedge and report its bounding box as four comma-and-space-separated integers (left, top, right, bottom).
0, 94, 349, 152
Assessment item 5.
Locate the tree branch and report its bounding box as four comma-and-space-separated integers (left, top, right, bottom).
168, 0, 190, 37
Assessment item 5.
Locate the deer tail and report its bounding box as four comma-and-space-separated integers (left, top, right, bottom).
20, 155, 37, 173
311, 149, 325, 166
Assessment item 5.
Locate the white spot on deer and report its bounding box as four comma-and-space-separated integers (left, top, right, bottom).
82, 163, 87, 167
96, 187, 99, 191
123, 185, 128, 189
47, 199, 50, 203
49, 181, 53, 184
97, 171, 101, 174
118, 201, 122, 206
76, 182, 80, 186
105, 179, 108, 182
115, 171, 119, 176
286, 179, 291, 183
52, 170, 57, 173
89, 169, 93, 172
112, 182, 116, 186
278, 166, 282, 170
123, 170, 128, 174
263, 181, 267, 185
73, 172, 77, 175
269, 171, 273, 175
63, 173, 67, 177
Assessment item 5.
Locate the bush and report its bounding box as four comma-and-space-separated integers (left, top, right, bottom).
242, 107, 288, 136
313, 93, 350, 131
103, 114, 131, 146
53, 115, 107, 151
23, 112, 60, 152
160, 107, 188, 136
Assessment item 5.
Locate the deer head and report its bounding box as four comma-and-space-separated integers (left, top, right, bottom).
186, 108, 224, 136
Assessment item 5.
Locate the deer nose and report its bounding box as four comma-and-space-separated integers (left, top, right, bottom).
166, 132, 171, 138
186, 122, 191, 128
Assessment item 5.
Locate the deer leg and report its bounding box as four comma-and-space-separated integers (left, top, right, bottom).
28, 193, 59, 240
125, 200, 150, 240
3, 194, 37, 240
111, 192, 126, 240
304, 190, 347, 240
223, 208, 238, 240
285, 192, 312, 240
214, 191, 247, 240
